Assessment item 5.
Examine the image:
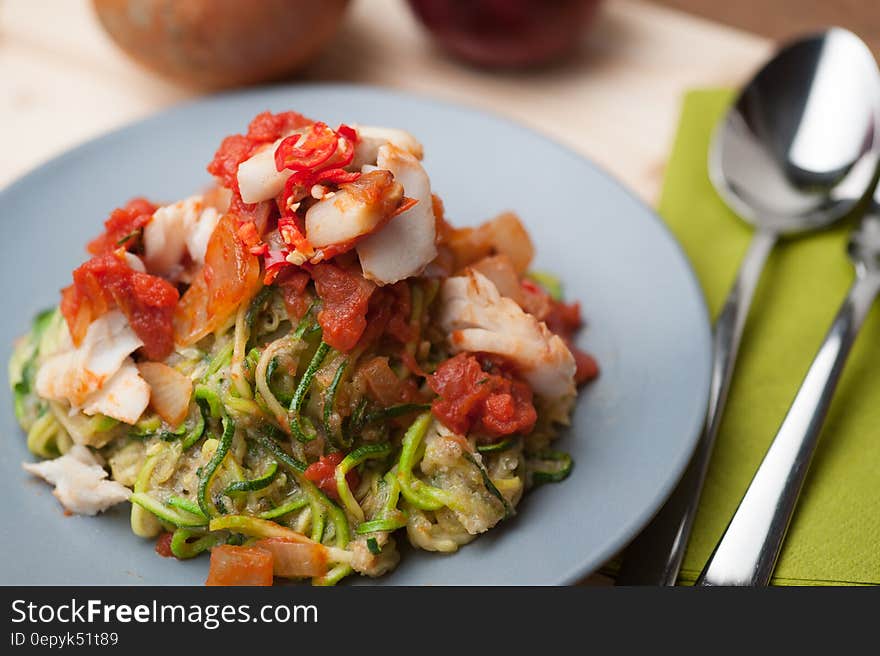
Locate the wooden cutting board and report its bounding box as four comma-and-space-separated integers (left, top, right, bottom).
0, 0, 771, 202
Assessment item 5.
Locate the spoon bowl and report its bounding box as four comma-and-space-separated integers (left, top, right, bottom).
710, 27, 880, 234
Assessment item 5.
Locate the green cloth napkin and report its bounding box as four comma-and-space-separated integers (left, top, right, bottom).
656, 89, 880, 585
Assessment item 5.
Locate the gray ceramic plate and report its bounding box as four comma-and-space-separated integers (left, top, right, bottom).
0, 84, 710, 585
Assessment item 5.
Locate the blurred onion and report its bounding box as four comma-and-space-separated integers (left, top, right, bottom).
93, 0, 350, 87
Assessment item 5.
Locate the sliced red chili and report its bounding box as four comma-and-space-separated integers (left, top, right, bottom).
274, 122, 338, 172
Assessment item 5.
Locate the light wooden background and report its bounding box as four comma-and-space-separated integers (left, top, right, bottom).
654, 0, 880, 58
0, 0, 774, 583
1, 0, 771, 203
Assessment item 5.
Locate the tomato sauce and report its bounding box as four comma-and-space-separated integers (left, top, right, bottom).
429, 353, 537, 440
274, 267, 313, 321
311, 262, 375, 352
60, 253, 179, 361
87, 198, 158, 255
525, 281, 600, 386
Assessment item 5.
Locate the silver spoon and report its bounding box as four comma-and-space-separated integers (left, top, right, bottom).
617, 27, 880, 586
697, 196, 880, 586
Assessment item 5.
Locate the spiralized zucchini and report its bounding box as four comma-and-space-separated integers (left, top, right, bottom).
13, 271, 579, 585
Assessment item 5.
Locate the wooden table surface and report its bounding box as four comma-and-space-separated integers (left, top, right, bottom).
653, 0, 880, 58
0, 0, 773, 583
1, 0, 771, 203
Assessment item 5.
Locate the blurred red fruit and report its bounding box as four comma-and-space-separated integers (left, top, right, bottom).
407, 0, 602, 68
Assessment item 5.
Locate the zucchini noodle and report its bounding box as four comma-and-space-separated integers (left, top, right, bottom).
171, 529, 223, 559
197, 416, 236, 518
255, 336, 303, 432
335, 442, 392, 522
130, 443, 182, 538
230, 302, 252, 400
396, 413, 455, 511
322, 358, 348, 448
289, 341, 330, 442
26, 411, 67, 459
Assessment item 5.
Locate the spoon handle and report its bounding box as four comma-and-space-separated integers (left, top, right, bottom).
617, 229, 777, 585
697, 271, 880, 586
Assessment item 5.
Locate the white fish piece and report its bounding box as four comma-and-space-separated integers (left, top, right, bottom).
356, 144, 437, 284
143, 196, 220, 278
237, 137, 291, 204
438, 269, 576, 399
23, 445, 131, 515
35, 310, 149, 424
351, 125, 424, 168
185, 206, 220, 265
305, 170, 403, 249
81, 359, 150, 425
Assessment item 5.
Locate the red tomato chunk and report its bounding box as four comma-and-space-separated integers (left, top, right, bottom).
154, 532, 174, 558
311, 263, 375, 352
429, 353, 537, 441
87, 197, 157, 255
60, 253, 179, 361
304, 452, 359, 500
207, 110, 313, 192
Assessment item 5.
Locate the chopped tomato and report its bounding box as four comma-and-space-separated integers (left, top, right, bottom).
60, 253, 179, 360
571, 345, 600, 384
311, 263, 375, 352
353, 291, 393, 349
516, 287, 598, 386
155, 532, 174, 558
237, 220, 263, 253
544, 298, 583, 337
519, 278, 552, 320
304, 452, 359, 501
207, 134, 253, 193
205, 545, 274, 586
429, 353, 537, 440
87, 198, 157, 255
207, 111, 314, 193
274, 267, 312, 322
173, 214, 262, 346
246, 110, 313, 143
385, 282, 413, 344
